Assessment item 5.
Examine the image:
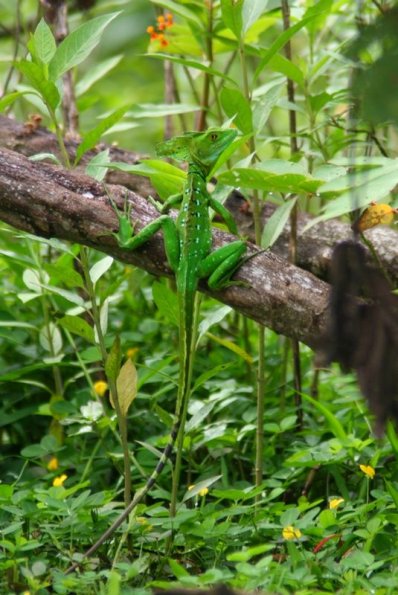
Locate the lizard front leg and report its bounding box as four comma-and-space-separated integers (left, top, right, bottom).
111, 198, 180, 272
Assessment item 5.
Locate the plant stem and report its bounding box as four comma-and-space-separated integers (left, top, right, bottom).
196, 0, 213, 130
80, 246, 132, 506
238, 36, 266, 499
281, 0, 302, 428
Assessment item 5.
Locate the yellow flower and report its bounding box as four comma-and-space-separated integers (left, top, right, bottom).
126, 347, 138, 359
282, 526, 302, 541
93, 380, 108, 397
188, 484, 209, 497
47, 456, 59, 471
22, 591, 31, 595
329, 497, 344, 510
52, 473, 67, 487
359, 464, 375, 479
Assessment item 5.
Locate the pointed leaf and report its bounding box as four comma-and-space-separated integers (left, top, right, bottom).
75, 105, 129, 164
85, 149, 110, 181
58, 315, 94, 343
220, 87, 253, 135
242, 0, 268, 35
221, 0, 243, 38
16, 60, 60, 110
261, 197, 298, 249
114, 359, 138, 416
33, 18, 56, 64
89, 255, 113, 286
48, 12, 120, 81
105, 336, 122, 383
152, 281, 179, 327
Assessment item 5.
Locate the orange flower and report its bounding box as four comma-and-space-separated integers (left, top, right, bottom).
146, 13, 173, 45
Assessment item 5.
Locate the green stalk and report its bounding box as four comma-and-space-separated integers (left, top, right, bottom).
80, 246, 132, 506
238, 37, 266, 499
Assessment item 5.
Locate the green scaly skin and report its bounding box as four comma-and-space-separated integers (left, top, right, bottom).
66, 128, 246, 573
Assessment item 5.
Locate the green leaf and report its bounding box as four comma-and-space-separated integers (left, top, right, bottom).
305, 158, 398, 228
75, 106, 129, 164
168, 558, 191, 579
221, 0, 243, 38
205, 332, 253, 364
58, 315, 94, 343
147, 53, 236, 86
152, 281, 179, 327
0, 91, 27, 112
85, 149, 110, 182
89, 255, 113, 286
268, 53, 305, 88
75, 54, 122, 97
48, 12, 120, 81
302, 393, 347, 441
33, 18, 56, 64
149, 0, 202, 26
107, 159, 185, 200
254, 14, 317, 81
129, 103, 200, 119
227, 543, 273, 562
16, 60, 60, 110
242, 0, 268, 35
220, 87, 253, 135
261, 197, 298, 249
105, 336, 122, 383
220, 162, 322, 194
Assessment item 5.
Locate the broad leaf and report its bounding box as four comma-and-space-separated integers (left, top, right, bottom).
221, 0, 243, 38
58, 315, 94, 343
33, 18, 56, 64
49, 12, 120, 81
254, 14, 318, 81
261, 197, 298, 249
114, 359, 138, 416
85, 149, 110, 181
152, 281, 179, 327
220, 161, 323, 194
89, 255, 113, 286
242, 0, 268, 35
220, 87, 253, 135
16, 60, 60, 110
75, 106, 129, 164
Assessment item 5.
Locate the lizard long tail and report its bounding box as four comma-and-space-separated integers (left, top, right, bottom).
65, 293, 196, 574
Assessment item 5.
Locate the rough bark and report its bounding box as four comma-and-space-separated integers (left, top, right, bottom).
0, 145, 328, 347
1, 114, 397, 285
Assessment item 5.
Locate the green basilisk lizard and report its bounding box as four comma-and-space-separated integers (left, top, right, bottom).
66, 127, 247, 572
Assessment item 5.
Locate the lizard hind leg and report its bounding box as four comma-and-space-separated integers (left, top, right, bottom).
199, 240, 247, 290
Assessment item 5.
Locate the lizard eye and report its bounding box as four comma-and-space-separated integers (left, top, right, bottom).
210, 133, 218, 141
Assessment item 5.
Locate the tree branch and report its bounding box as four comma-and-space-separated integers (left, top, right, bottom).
0, 145, 329, 347
1, 115, 397, 285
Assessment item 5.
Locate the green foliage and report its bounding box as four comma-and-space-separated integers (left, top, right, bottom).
1, 0, 398, 593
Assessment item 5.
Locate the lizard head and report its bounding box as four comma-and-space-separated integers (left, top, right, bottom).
156, 128, 237, 173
